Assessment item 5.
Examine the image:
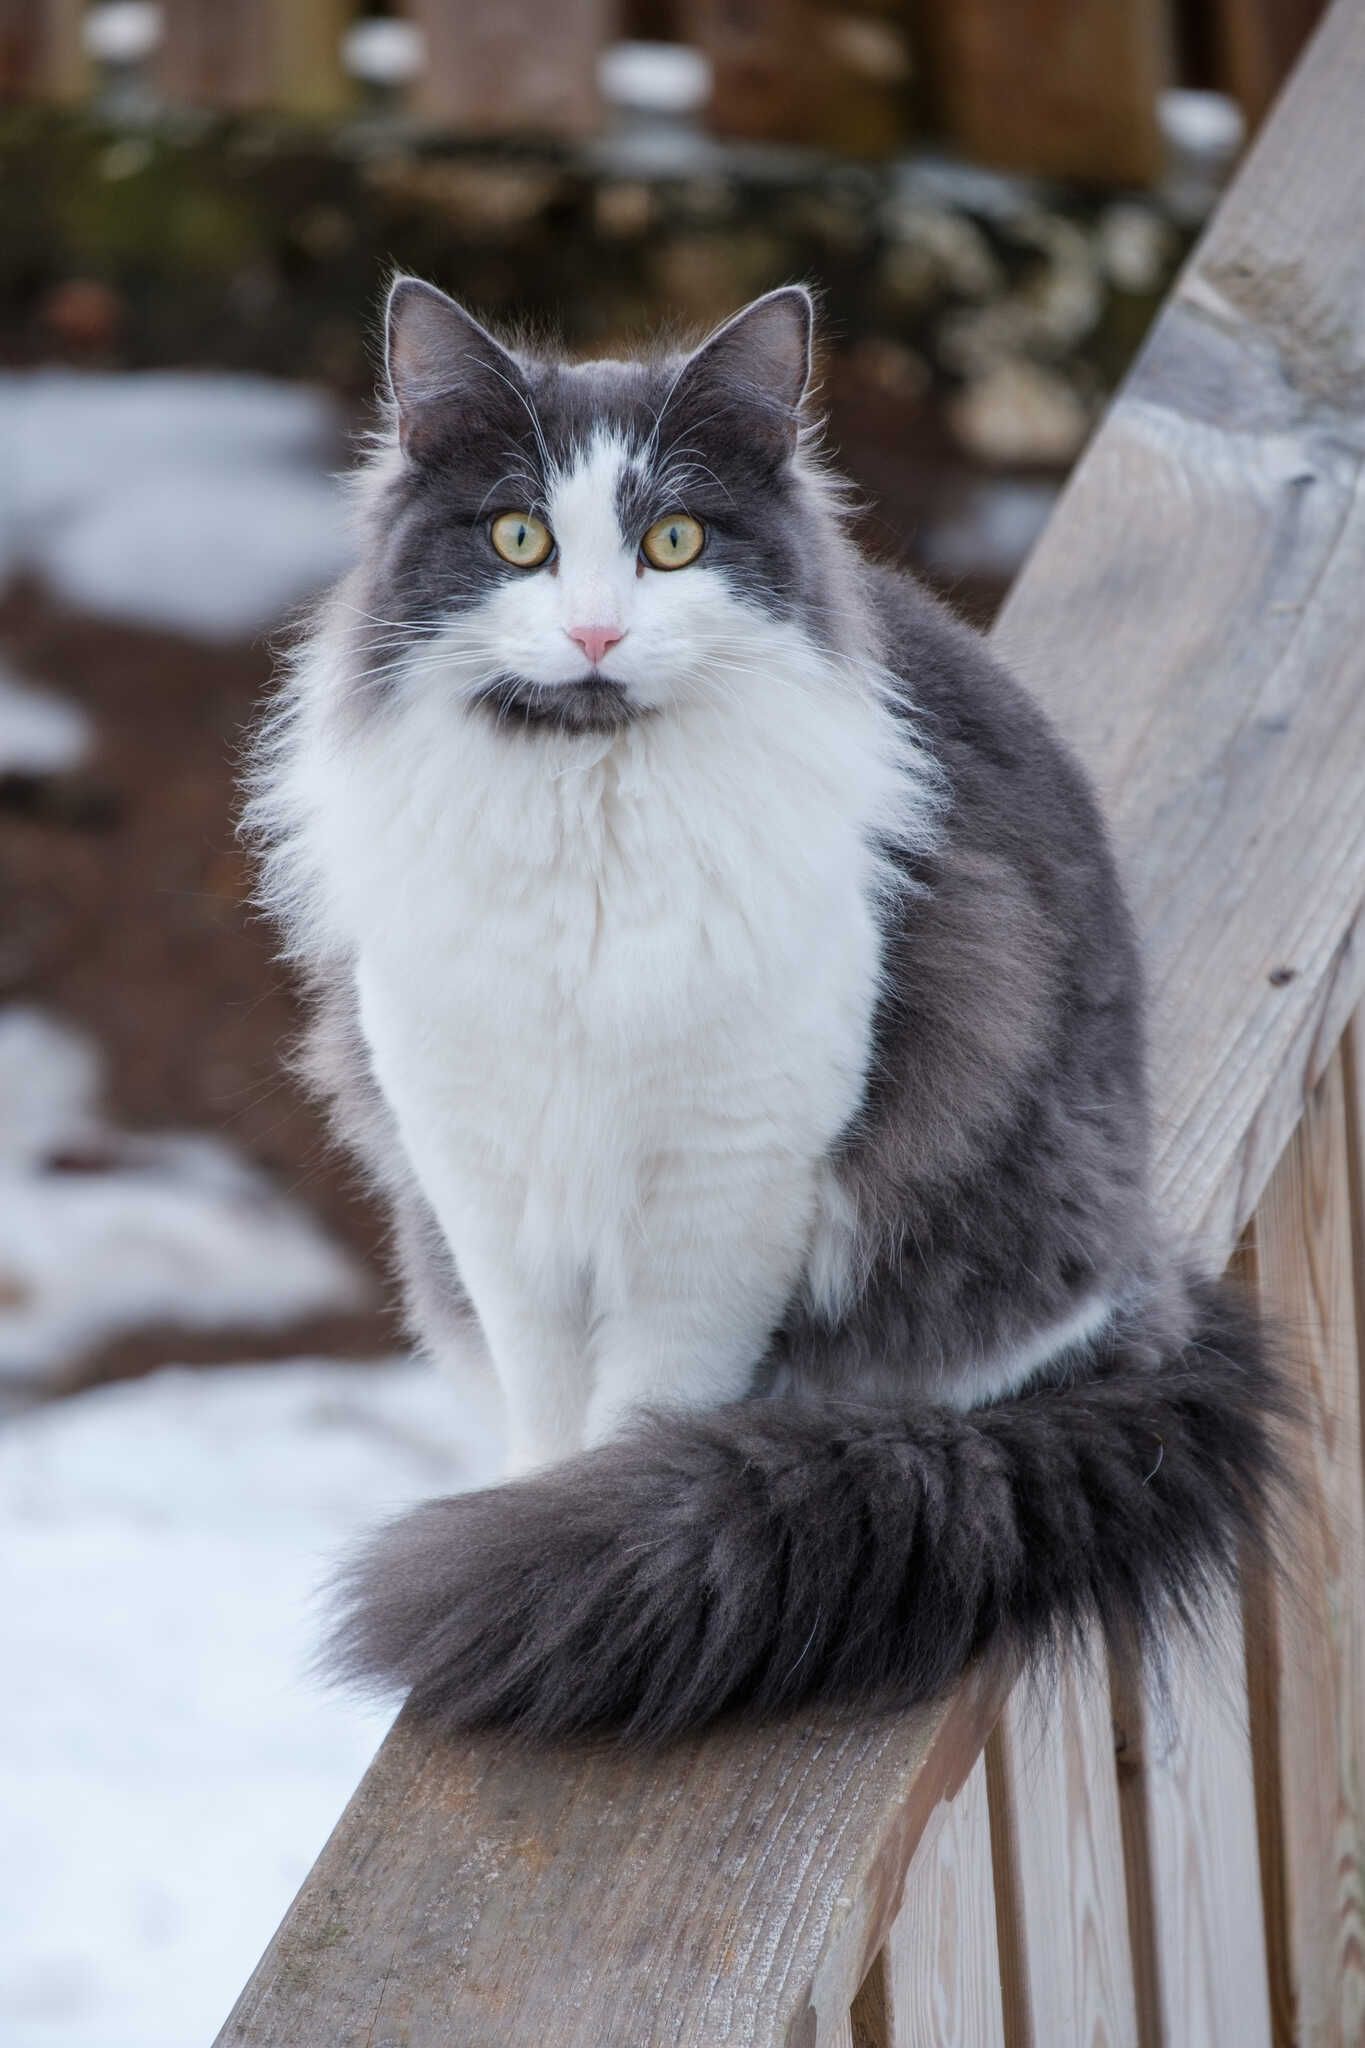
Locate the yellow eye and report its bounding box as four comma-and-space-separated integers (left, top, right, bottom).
490, 511, 553, 568
641, 513, 705, 570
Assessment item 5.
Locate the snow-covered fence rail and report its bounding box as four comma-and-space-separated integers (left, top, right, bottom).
212, 5, 1365, 2042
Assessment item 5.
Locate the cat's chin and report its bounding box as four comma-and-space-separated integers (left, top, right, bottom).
471, 672, 645, 737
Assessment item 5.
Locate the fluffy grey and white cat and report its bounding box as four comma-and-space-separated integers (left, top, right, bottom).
250, 278, 1289, 1742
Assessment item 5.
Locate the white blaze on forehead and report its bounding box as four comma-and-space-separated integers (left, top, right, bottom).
546, 430, 640, 626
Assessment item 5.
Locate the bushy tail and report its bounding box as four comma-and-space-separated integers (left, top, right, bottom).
329, 1277, 1295, 1744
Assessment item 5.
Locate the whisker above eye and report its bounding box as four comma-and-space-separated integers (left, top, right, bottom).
471, 351, 555, 483
473, 467, 545, 522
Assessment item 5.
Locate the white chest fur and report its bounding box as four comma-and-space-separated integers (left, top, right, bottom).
274, 628, 932, 1462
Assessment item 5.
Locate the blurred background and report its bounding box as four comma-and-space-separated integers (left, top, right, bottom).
0, 2, 1325, 2042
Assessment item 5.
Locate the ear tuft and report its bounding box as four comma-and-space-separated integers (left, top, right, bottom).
384, 277, 522, 454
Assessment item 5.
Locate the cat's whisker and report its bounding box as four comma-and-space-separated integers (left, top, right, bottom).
473, 467, 545, 522
471, 350, 556, 487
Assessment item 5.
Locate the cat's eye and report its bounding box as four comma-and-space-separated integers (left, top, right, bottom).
490, 511, 554, 569
641, 514, 705, 571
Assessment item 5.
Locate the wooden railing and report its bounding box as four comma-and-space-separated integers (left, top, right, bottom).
1, 0, 1327, 181
213, 4, 1365, 2041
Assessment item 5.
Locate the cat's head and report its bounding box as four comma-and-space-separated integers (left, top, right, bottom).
356, 278, 857, 734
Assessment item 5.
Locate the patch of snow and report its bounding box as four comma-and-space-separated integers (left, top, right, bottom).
0, 661, 92, 779
1158, 90, 1246, 225
83, 3, 162, 67
0, 1354, 502, 2048
599, 41, 712, 117
892, 153, 1041, 224
344, 16, 423, 86
1158, 87, 1245, 162
0, 372, 352, 641
0, 1008, 368, 1380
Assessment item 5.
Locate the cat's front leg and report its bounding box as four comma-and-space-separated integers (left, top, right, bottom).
393, 1160, 589, 1472
445, 1224, 590, 1475
397, 1169, 590, 1473
584, 1157, 819, 1447
354, 969, 590, 1473
585, 1319, 761, 1449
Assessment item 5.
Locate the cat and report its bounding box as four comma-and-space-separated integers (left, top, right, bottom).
247, 277, 1291, 1743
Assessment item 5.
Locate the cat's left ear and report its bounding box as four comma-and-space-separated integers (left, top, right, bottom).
673, 286, 814, 453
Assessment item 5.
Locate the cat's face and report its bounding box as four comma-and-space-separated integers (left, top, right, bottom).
360, 280, 834, 734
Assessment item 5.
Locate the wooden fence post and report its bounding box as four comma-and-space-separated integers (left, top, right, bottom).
158, 0, 352, 117
397, 0, 612, 138
682, 0, 910, 154
1207, 0, 1327, 128
987, 1665, 1138, 2045
0, 0, 87, 101
916, 0, 1173, 185
1245, 1034, 1365, 2046
857, 1754, 1006, 2046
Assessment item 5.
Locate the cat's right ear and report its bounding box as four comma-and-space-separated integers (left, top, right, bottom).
385, 277, 525, 459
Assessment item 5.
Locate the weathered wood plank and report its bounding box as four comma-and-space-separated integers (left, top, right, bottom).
988, 1666, 1138, 2046
994, 0, 1365, 1259
984, 3, 1365, 2036
919, 0, 1171, 185
864, 1753, 1005, 2047
216, 1678, 999, 2047
1116, 1636, 1272, 2048
215, 5, 1365, 2042
1246, 1040, 1365, 2047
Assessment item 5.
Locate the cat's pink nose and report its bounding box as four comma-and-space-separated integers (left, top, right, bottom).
566, 624, 625, 667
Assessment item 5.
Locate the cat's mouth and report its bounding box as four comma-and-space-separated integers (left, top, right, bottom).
471, 671, 643, 736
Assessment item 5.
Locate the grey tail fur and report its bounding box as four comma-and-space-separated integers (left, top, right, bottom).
328, 1276, 1295, 1744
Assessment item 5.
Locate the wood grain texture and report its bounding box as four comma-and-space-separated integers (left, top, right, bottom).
988, 5, 1365, 2038
216, 1678, 1001, 2048
989, 1665, 1138, 2046
992, 0, 1365, 1266
215, 6, 1365, 2042
1347, 1019, 1365, 1483
870, 1753, 1005, 2047
1246, 1043, 1365, 2046
919, 0, 1170, 185
1111, 1282, 1270, 2048
1117, 1635, 1272, 2048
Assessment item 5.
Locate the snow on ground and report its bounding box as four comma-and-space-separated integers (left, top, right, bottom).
0, 1355, 503, 2048
0, 371, 352, 640
0, 659, 92, 778
0, 1008, 369, 1381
